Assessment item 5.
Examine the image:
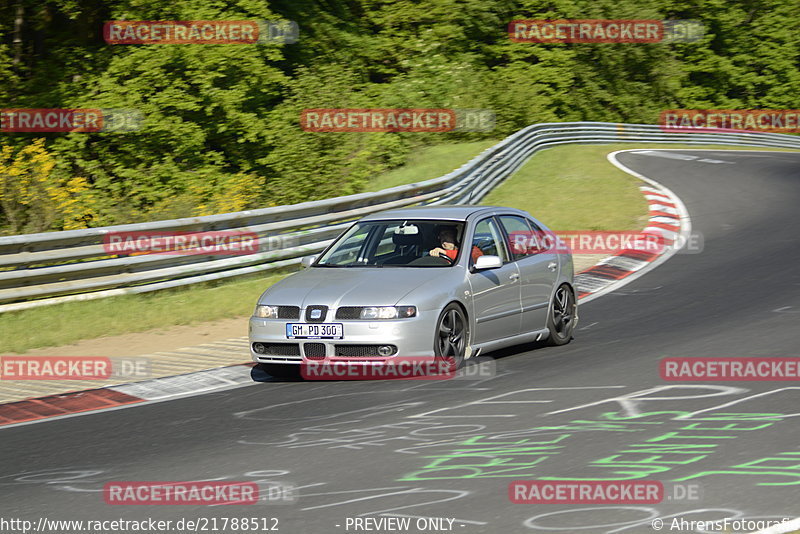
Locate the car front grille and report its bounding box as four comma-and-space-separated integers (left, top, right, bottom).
277, 306, 300, 319
334, 345, 398, 357
303, 343, 326, 359
335, 307, 362, 320
252, 342, 301, 356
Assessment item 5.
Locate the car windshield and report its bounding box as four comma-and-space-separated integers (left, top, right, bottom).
316, 219, 466, 267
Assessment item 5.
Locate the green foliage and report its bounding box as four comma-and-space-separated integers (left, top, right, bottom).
0, 139, 98, 234
0, 0, 798, 233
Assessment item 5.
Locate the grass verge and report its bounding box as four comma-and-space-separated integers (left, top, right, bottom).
2, 143, 794, 352
365, 139, 500, 191
482, 144, 650, 230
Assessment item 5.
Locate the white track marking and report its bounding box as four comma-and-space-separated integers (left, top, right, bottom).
578, 150, 693, 304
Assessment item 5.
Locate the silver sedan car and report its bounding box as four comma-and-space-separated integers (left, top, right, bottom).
249, 205, 577, 377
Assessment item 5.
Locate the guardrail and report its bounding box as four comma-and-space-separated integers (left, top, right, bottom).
2, 122, 799, 312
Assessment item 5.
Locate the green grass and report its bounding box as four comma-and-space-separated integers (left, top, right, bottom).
2, 142, 795, 353
482, 144, 650, 230
366, 140, 500, 191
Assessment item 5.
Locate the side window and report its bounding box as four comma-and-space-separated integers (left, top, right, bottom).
499, 215, 547, 260
500, 215, 553, 261
525, 219, 556, 253
471, 218, 509, 264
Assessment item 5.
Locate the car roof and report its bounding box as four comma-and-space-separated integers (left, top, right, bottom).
360, 205, 531, 222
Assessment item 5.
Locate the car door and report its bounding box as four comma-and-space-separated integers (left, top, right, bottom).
498, 214, 559, 331
467, 216, 522, 342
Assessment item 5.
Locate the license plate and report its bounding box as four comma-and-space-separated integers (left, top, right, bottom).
286, 323, 343, 339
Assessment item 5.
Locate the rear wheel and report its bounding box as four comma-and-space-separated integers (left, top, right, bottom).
434, 303, 468, 370
546, 284, 576, 346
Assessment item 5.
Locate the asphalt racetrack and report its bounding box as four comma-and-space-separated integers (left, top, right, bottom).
1, 150, 799, 534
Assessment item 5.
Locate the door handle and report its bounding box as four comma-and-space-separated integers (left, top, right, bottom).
509, 273, 520, 281
548, 262, 558, 271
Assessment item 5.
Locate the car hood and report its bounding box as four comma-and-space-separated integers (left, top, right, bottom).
261, 267, 454, 307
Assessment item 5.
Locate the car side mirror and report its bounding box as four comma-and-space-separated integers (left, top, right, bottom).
473, 255, 502, 270
300, 255, 318, 268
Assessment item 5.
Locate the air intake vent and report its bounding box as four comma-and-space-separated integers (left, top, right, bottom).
303, 343, 326, 359
334, 345, 397, 357
252, 343, 301, 356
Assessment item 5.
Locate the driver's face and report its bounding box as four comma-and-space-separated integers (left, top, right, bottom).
438, 232, 457, 250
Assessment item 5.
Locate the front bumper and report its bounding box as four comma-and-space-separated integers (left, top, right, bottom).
248, 311, 437, 364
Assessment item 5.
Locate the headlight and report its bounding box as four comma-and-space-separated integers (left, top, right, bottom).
360, 306, 416, 319
254, 305, 279, 318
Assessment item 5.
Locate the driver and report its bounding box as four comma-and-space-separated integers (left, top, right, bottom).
429, 227, 484, 263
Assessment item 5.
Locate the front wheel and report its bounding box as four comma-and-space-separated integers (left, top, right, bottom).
434, 303, 469, 370
546, 284, 576, 346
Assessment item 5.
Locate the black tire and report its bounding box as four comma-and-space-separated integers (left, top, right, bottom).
434, 303, 469, 370
256, 363, 300, 379
546, 284, 576, 346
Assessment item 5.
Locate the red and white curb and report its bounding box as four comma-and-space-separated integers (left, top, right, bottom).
0, 149, 692, 429
575, 149, 692, 303
0, 361, 258, 428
